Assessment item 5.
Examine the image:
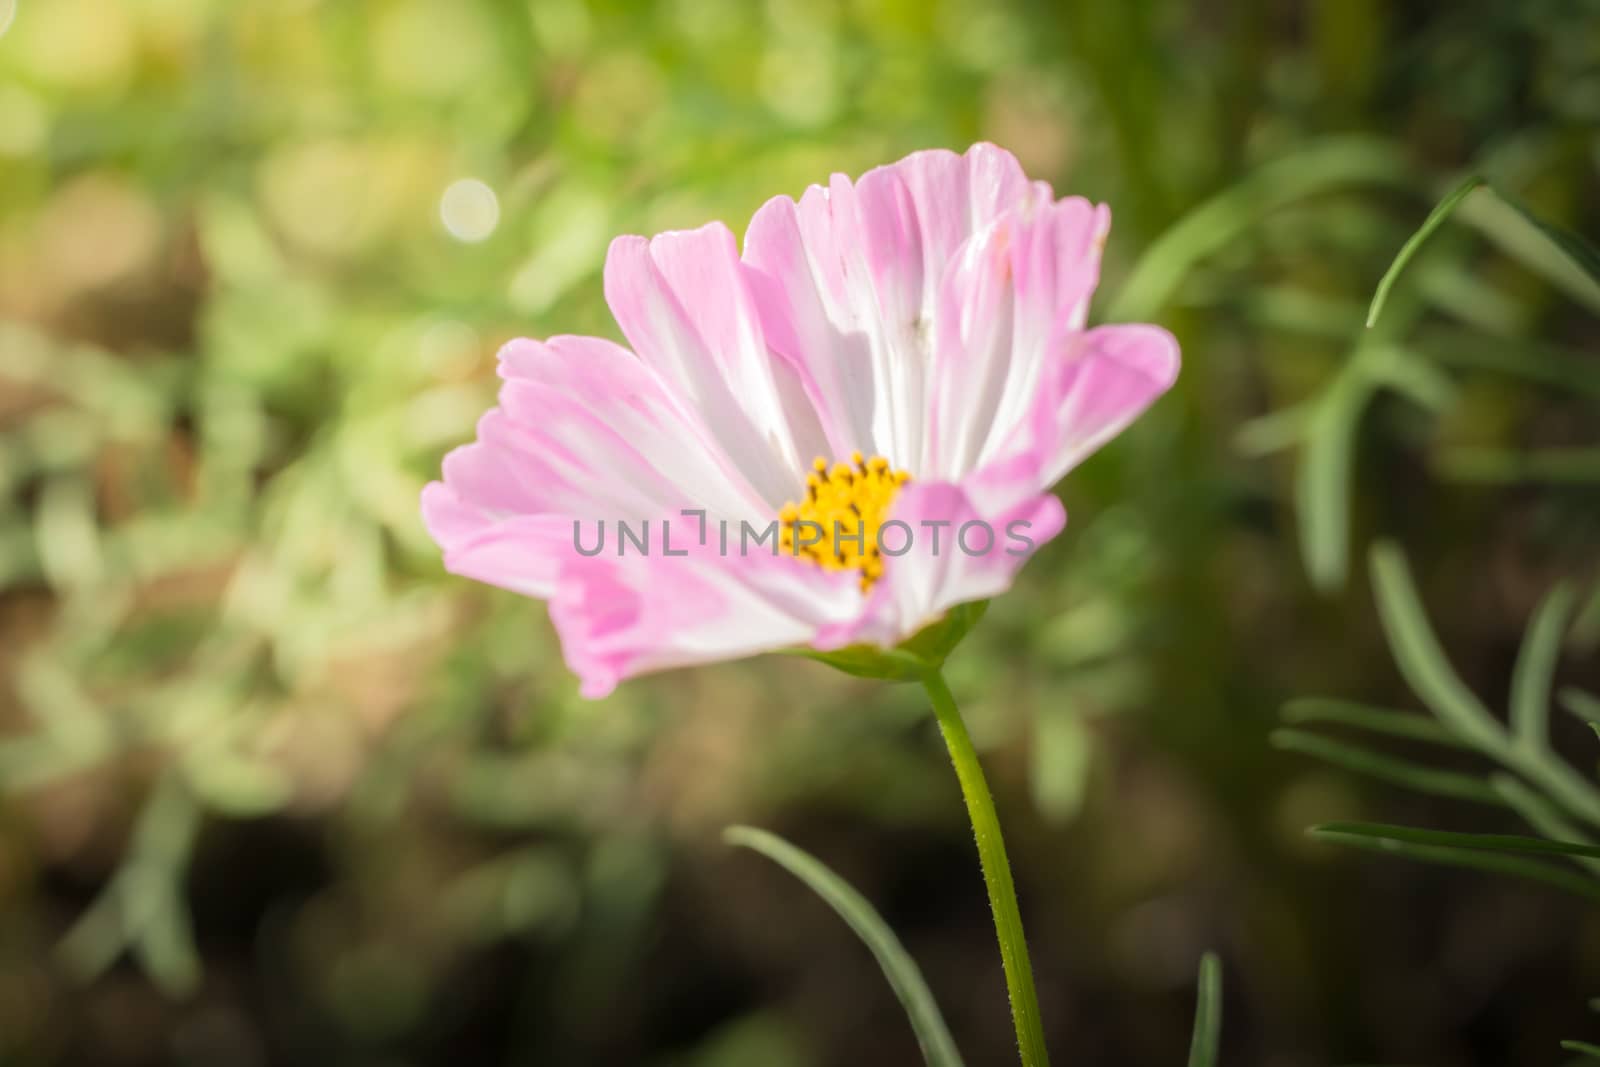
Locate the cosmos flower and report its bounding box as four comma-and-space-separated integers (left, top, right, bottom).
422, 143, 1179, 697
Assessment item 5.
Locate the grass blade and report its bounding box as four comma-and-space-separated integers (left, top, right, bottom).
1360, 348, 1458, 413
1368, 543, 1506, 751
1512, 583, 1577, 752
1309, 827, 1600, 902
724, 826, 966, 1067
1367, 175, 1485, 327
1270, 730, 1503, 805
1438, 447, 1600, 485
1282, 698, 1470, 748
1234, 404, 1310, 457
1562, 1040, 1600, 1060
1187, 952, 1223, 1067
1110, 137, 1410, 321
1485, 184, 1600, 287
1491, 775, 1600, 877
1417, 329, 1600, 403
1312, 820, 1600, 861
1572, 585, 1600, 652
1559, 688, 1600, 727
1296, 372, 1372, 590
1462, 186, 1600, 316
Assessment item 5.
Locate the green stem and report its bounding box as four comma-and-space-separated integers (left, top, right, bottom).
923, 669, 1050, 1067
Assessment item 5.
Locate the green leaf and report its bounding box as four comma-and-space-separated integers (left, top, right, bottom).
1463, 185, 1600, 316
1511, 583, 1577, 752
901, 600, 989, 665
787, 601, 989, 683
1366, 176, 1485, 328
1187, 952, 1223, 1067
1360, 347, 1459, 413
1418, 328, 1600, 403
1270, 730, 1503, 805
785, 644, 930, 682
1560, 688, 1600, 727
1562, 1040, 1600, 1060
58, 777, 203, 996
130, 883, 201, 999
1308, 826, 1600, 902
1437, 447, 1600, 485
1484, 183, 1600, 290
1297, 369, 1374, 590
1368, 543, 1505, 750
1110, 137, 1411, 321
1312, 820, 1600, 861
1234, 404, 1310, 457
724, 826, 966, 1067
1490, 775, 1600, 877
1281, 698, 1469, 748
1572, 585, 1600, 652
1030, 704, 1093, 824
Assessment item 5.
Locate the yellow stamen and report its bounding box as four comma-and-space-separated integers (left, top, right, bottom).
778, 452, 911, 592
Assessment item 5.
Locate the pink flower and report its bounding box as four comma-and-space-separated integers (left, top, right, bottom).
423, 143, 1179, 698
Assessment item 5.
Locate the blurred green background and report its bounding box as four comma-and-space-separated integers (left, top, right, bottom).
1, 0, 1599, 1064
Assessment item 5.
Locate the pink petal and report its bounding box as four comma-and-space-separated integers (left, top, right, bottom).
820, 470, 1067, 650
495, 336, 763, 519
550, 541, 863, 698
604, 223, 828, 508
1021, 323, 1181, 486
743, 143, 1048, 469
923, 196, 1111, 479
742, 186, 881, 457
421, 492, 573, 599
421, 333, 773, 599
889, 142, 1053, 300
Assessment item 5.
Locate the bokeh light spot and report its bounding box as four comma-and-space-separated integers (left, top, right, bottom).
439, 179, 500, 243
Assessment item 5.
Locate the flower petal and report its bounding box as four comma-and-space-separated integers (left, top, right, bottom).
550, 542, 863, 698
923, 196, 1111, 480
495, 334, 763, 519
1022, 323, 1181, 486
604, 223, 827, 509
819, 470, 1067, 651
420, 494, 573, 599
421, 333, 774, 600
743, 143, 1047, 469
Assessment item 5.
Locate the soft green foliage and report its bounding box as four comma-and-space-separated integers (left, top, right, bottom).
1286, 536, 1600, 1057
1, 0, 1597, 1063
1289, 540, 1600, 854
724, 825, 966, 1067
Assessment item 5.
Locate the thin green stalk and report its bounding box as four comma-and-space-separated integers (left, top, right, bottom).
922, 669, 1049, 1067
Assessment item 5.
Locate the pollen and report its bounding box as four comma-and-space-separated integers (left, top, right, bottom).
778, 451, 911, 592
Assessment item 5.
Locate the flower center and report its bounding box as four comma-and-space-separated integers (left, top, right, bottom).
778, 452, 912, 592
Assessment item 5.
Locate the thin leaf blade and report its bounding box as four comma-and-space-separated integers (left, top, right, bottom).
1511, 583, 1577, 752
1367, 175, 1485, 328
724, 826, 966, 1067
1309, 827, 1600, 902
1312, 820, 1600, 861
1187, 952, 1223, 1067
1271, 729, 1503, 805
1368, 542, 1505, 750
1281, 698, 1469, 748
1559, 688, 1600, 726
